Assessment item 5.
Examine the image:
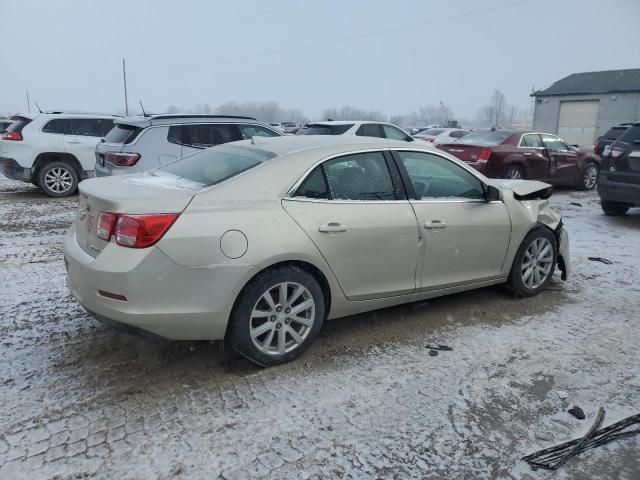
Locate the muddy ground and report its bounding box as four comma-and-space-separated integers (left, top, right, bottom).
0, 175, 638, 479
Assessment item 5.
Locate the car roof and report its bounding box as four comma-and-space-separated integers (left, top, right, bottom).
308, 120, 386, 126
114, 114, 260, 128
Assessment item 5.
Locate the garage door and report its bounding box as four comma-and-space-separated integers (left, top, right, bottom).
557, 100, 599, 147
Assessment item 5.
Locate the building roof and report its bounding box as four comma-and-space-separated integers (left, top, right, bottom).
532, 68, 640, 97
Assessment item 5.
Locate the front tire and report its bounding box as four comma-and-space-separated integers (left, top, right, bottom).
507, 227, 557, 297
601, 201, 629, 216
227, 266, 325, 367
504, 165, 525, 180
579, 162, 599, 190
38, 161, 78, 197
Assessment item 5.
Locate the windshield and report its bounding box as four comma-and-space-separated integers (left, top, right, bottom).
453, 130, 512, 146
302, 124, 354, 135
157, 144, 277, 187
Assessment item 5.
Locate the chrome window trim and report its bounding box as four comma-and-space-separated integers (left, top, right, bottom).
283, 197, 412, 205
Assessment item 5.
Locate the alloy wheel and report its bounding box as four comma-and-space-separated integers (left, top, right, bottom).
44, 167, 73, 194
583, 165, 598, 189
506, 168, 522, 179
520, 238, 553, 289
250, 282, 315, 356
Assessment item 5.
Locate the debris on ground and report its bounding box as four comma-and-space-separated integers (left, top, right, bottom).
428, 349, 439, 357
426, 344, 453, 351
588, 256, 613, 265
556, 390, 569, 400
570, 202, 583, 207
568, 406, 586, 420
523, 409, 640, 470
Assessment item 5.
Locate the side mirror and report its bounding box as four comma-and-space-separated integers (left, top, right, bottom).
485, 185, 501, 202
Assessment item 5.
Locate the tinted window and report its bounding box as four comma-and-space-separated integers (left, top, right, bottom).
238, 124, 280, 139
294, 167, 328, 199
324, 152, 395, 200
6, 117, 32, 133
98, 119, 115, 136
302, 124, 354, 135
184, 124, 235, 147
397, 151, 484, 200
454, 131, 512, 146
521, 134, 543, 147
67, 119, 104, 137
168, 125, 183, 144
541, 134, 570, 151
355, 124, 384, 138
383, 124, 410, 141
617, 125, 640, 143
602, 126, 628, 140
105, 124, 142, 144
42, 119, 67, 134
159, 144, 276, 187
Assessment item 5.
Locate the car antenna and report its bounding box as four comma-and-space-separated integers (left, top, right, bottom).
139, 100, 147, 117
34, 101, 43, 113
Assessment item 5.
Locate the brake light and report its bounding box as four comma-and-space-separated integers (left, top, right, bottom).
96, 212, 117, 240
114, 214, 179, 248
594, 144, 601, 155
478, 147, 492, 162
105, 152, 140, 167
1, 131, 22, 141
609, 147, 626, 159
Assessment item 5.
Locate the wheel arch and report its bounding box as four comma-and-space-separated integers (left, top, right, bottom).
32, 152, 83, 182
503, 155, 527, 178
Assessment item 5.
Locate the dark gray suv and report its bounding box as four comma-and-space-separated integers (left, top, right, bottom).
95, 114, 282, 177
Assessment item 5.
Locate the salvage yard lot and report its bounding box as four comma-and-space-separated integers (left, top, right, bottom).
0, 175, 638, 479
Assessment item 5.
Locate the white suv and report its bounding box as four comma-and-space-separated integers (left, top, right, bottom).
0, 113, 116, 197
298, 120, 414, 141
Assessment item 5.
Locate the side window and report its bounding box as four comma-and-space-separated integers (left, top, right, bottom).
67, 119, 104, 137
450, 130, 468, 139
324, 151, 395, 200
541, 134, 569, 151
522, 134, 543, 148
397, 151, 485, 200
98, 119, 115, 137
168, 125, 183, 145
41, 119, 67, 134
184, 124, 235, 147
382, 124, 410, 141
238, 124, 280, 139
293, 167, 328, 199
355, 124, 384, 138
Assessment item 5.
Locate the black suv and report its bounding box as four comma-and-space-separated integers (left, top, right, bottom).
594, 123, 631, 156
598, 122, 640, 215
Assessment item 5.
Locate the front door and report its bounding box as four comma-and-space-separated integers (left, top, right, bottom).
519, 133, 550, 180
283, 150, 420, 300
393, 150, 512, 289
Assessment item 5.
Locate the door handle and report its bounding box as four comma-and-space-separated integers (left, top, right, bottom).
523, 152, 532, 156
66, 140, 81, 144
319, 222, 347, 233
424, 220, 447, 230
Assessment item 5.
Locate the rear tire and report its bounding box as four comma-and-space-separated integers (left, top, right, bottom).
601, 201, 630, 216
507, 227, 557, 297
37, 160, 78, 197
504, 165, 525, 180
227, 266, 325, 367
579, 162, 599, 190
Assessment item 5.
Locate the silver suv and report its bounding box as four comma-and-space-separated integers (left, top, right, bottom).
95, 114, 282, 176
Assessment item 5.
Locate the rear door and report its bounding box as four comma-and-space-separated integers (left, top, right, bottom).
393, 150, 511, 289
283, 150, 420, 300
178, 123, 237, 157
64, 119, 113, 172
541, 134, 579, 184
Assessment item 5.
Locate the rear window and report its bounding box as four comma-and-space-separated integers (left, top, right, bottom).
158, 144, 277, 187
454, 131, 512, 146
302, 124, 354, 135
104, 124, 142, 144
602, 126, 628, 140
617, 125, 640, 144
7, 117, 32, 133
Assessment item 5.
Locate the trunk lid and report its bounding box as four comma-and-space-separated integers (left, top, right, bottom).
439, 144, 488, 162
75, 172, 197, 257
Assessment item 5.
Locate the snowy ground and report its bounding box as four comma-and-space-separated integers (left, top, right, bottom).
0, 175, 638, 479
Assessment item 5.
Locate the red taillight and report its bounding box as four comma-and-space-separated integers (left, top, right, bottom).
594, 144, 601, 155
1, 131, 23, 141
96, 212, 117, 240
114, 214, 179, 248
478, 147, 492, 162
105, 152, 140, 167
609, 147, 625, 159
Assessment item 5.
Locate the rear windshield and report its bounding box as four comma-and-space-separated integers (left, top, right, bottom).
157, 144, 277, 187
602, 126, 628, 140
453, 130, 512, 146
302, 124, 354, 135
104, 124, 142, 144
617, 125, 640, 144
6, 116, 32, 133
416, 129, 444, 136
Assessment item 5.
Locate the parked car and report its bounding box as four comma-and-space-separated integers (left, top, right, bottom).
64, 136, 569, 366
299, 121, 413, 141
594, 123, 631, 156
597, 122, 640, 215
414, 128, 470, 145
0, 119, 14, 132
0, 113, 116, 196
95, 114, 282, 177
281, 122, 300, 134
439, 130, 601, 190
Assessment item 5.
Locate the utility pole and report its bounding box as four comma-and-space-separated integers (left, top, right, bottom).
122, 58, 129, 116
26, 90, 31, 113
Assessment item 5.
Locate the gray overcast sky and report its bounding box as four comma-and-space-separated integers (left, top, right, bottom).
1, 0, 639, 120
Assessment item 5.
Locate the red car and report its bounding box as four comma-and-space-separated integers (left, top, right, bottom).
439, 130, 601, 190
